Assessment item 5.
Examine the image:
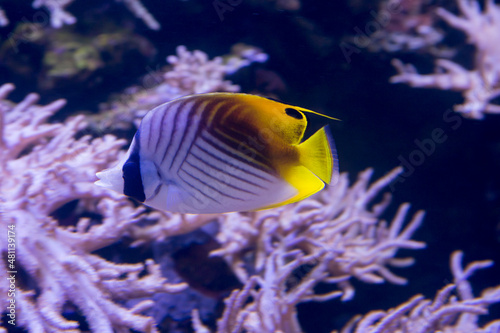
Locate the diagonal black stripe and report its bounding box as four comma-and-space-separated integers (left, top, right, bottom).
178, 170, 222, 204
201, 131, 274, 175
160, 98, 191, 165
189, 151, 266, 190
147, 105, 160, 148
206, 101, 272, 169
204, 95, 238, 128
169, 98, 208, 170
193, 141, 273, 183
155, 103, 172, 152
176, 98, 231, 165
147, 183, 163, 201
209, 126, 271, 169
180, 184, 205, 204
179, 167, 245, 202
184, 158, 258, 195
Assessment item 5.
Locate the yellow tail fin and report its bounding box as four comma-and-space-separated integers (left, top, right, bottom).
298, 125, 339, 185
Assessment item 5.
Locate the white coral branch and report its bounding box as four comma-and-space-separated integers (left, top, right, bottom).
338, 251, 500, 333
193, 168, 426, 332
391, 0, 500, 119
30, 0, 159, 29
0, 84, 186, 332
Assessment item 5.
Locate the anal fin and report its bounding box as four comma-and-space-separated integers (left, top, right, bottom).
258, 165, 324, 210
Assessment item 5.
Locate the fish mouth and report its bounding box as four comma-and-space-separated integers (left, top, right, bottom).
94, 167, 124, 192
95, 169, 112, 188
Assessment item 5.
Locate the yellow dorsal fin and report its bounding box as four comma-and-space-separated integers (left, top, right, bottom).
298, 125, 338, 185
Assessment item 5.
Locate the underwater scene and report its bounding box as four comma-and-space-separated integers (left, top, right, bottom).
0, 0, 499, 332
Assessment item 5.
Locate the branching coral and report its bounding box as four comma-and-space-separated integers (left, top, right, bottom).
91, 45, 268, 131
163, 45, 245, 95
191, 168, 427, 332
213, 168, 425, 292
2, 0, 159, 30
2, 36, 494, 332
2, 76, 494, 332
0, 83, 187, 332
391, 0, 500, 119
337, 251, 500, 333
364, 0, 445, 53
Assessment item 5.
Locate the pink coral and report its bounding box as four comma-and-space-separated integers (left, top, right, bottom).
2, 79, 495, 332
0, 83, 186, 332
0, 0, 160, 30
192, 168, 427, 332
91, 45, 268, 131
337, 251, 500, 333
391, 0, 500, 119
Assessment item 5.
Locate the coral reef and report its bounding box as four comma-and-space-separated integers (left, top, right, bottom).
0, 82, 431, 332
0, 83, 189, 332
212, 168, 425, 291
11, 0, 160, 30
349, 0, 446, 54
1, 0, 498, 332
391, 0, 500, 119
187, 168, 499, 332
189, 168, 427, 332
90, 45, 268, 131
0, 20, 157, 94
337, 251, 500, 333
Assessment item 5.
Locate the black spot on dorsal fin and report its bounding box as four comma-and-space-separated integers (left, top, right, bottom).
285, 108, 303, 119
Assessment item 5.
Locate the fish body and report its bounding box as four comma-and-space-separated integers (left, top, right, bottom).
96, 93, 339, 214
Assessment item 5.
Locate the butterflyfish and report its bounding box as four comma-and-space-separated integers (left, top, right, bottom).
95, 93, 339, 214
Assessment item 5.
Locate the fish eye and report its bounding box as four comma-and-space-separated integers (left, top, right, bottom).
285, 108, 303, 119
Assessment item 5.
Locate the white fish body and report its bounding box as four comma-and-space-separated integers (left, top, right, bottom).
96, 93, 338, 214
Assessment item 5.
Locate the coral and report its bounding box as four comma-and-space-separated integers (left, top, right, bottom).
119, 0, 160, 30
0, 6, 8, 27
391, 0, 500, 119
0, 79, 429, 332
337, 251, 500, 333
2, 70, 494, 332
191, 168, 427, 332
362, 0, 445, 53
0, 20, 156, 93
32, 0, 76, 28
90, 45, 268, 132
163, 45, 244, 95
0, 83, 188, 332
2, 0, 159, 30
213, 168, 425, 289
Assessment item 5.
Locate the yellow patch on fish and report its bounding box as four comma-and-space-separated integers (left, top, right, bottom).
95, 93, 339, 214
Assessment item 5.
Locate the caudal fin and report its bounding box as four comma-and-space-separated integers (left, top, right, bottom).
298, 125, 339, 185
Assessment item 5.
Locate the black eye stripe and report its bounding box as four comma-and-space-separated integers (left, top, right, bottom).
122, 131, 146, 203
123, 157, 145, 202
285, 108, 303, 119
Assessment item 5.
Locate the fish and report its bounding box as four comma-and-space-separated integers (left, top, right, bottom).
95, 93, 339, 214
